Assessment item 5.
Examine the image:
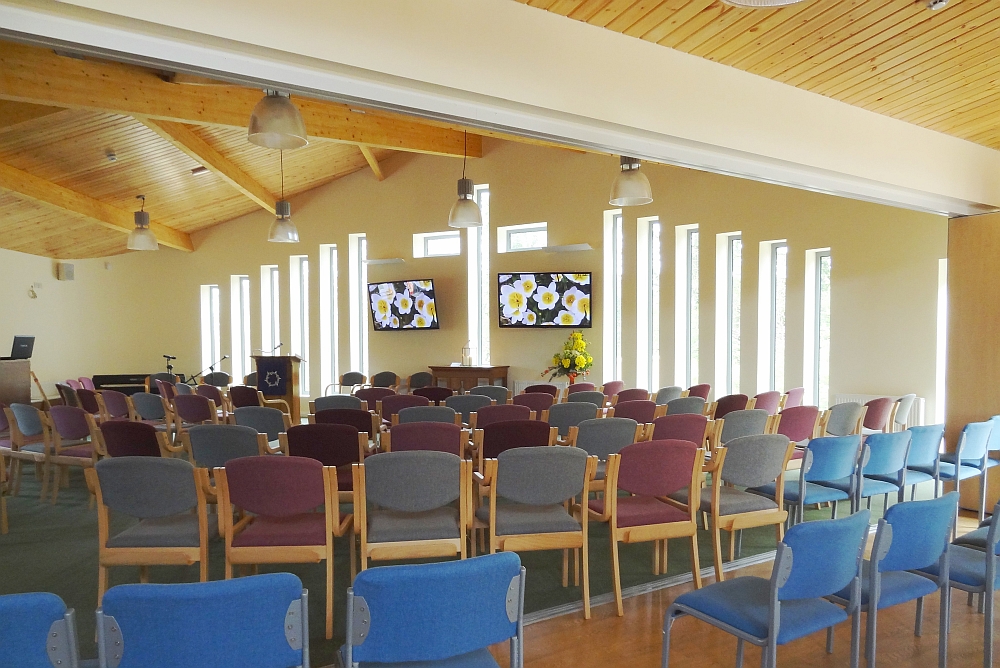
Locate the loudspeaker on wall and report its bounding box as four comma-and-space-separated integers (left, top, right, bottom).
56, 262, 75, 281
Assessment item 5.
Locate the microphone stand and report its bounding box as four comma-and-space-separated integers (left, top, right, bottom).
190, 355, 229, 384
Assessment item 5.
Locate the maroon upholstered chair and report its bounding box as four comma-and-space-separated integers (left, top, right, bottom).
473, 419, 556, 469
154, 379, 177, 401
217, 455, 348, 639
79, 377, 96, 391
512, 392, 554, 417
524, 384, 559, 397
313, 408, 378, 439
862, 397, 895, 432
355, 387, 396, 412
412, 386, 454, 405
76, 388, 102, 417
228, 385, 260, 409
471, 403, 531, 430
713, 393, 749, 419
173, 394, 218, 432
782, 387, 805, 409
382, 422, 464, 456
565, 382, 596, 396
588, 439, 704, 615
614, 388, 650, 404
378, 394, 429, 425
66, 379, 84, 390
45, 405, 97, 503
752, 391, 781, 415
601, 381, 626, 400
99, 420, 165, 457
649, 414, 708, 446
610, 400, 657, 426
777, 405, 820, 445
686, 383, 711, 400
280, 423, 367, 497
96, 390, 130, 421
196, 384, 228, 419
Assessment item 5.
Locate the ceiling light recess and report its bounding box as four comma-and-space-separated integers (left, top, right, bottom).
127, 195, 158, 251
609, 156, 653, 207
248, 90, 308, 150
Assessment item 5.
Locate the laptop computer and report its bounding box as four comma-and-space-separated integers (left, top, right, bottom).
1, 335, 34, 360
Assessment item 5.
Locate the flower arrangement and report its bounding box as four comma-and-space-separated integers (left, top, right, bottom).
542, 330, 594, 382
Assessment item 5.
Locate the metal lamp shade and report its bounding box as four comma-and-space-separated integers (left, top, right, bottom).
248, 93, 309, 150
127, 211, 158, 250
268, 200, 300, 243
448, 177, 482, 228
609, 158, 653, 207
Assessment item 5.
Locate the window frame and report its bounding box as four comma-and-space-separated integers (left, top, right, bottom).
348, 233, 369, 377
260, 265, 280, 355
769, 242, 788, 392
496, 222, 547, 253
686, 227, 700, 387
467, 185, 491, 365
289, 254, 310, 397
603, 210, 624, 382
319, 244, 339, 396
726, 234, 742, 395
413, 230, 462, 258
230, 275, 251, 384
814, 250, 832, 409
200, 284, 221, 373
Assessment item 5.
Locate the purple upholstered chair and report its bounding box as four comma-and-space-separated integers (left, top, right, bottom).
610, 399, 657, 427
76, 388, 102, 417
66, 379, 83, 391
173, 394, 218, 435
512, 392, 554, 418
378, 394, 430, 426
99, 420, 165, 457
601, 381, 626, 401
686, 383, 711, 400
783, 387, 805, 409
280, 423, 367, 497
524, 384, 559, 397
713, 393, 749, 420
412, 386, 454, 405
614, 388, 651, 404
752, 391, 781, 415
356, 387, 396, 412
97, 389, 131, 421
863, 397, 895, 433
78, 377, 96, 391
471, 403, 531, 430
154, 379, 177, 401
565, 382, 596, 398
196, 384, 228, 420
45, 405, 97, 504
383, 422, 465, 456
474, 419, 556, 470
649, 414, 708, 447
314, 408, 378, 440
228, 385, 260, 409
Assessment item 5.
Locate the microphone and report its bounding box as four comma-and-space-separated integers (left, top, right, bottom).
220, 355, 230, 361
268, 343, 283, 354
163, 354, 176, 360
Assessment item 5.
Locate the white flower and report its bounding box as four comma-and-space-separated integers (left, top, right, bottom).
377, 282, 397, 301
532, 282, 560, 310
574, 294, 591, 320
500, 284, 528, 322
524, 311, 537, 325
370, 293, 393, 325
556, 309, 582, 326
390, 316, 400, 328
394, 290, 413, 314
514, 274, 538, 297
413, 313, 431, 328
566, 273, 591, 285
413, 293, 437, 322
562, 286, 587, 312
414, 280, 433, 290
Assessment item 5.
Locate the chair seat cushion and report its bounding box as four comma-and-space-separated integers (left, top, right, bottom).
232, 513, 328, 547
107, 513, 217, 548
858, 476, 900, 497
343, 647, 499, 668
57, 444, 94, 459
833, 563, 938, 609
588, 496, 689, 527
669, 486, 779, 516
953, 526, 1000, 555
475, 503, 580, 535
940, 454, 1000, 470
14, 443, 46, 455
918, 545, 1000, 589
900, 469, 935, 486
674, 576, 848, 645
751, 481, 849, 505
367, 506, 461, 543
913, 461, 980, 481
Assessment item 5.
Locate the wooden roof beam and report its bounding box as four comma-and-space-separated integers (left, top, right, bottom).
358, 145, 385, 181
0, 161, 194, 252
137, 117, 277, 213
0, 42, 481, 158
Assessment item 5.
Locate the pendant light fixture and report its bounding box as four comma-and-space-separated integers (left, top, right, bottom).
448, 131, 482, 228
127, 195, 159, 251
248, 90, 309, 150
609, 156, 653, 207
268, 151, 299, 243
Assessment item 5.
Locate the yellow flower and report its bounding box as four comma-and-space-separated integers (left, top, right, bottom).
562, 358, 571, 368
552, 356, 560, 366
573, 340, 585, 351
575, 356, 586, 367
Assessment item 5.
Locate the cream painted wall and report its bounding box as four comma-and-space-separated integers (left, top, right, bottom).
0, 139, 947, 416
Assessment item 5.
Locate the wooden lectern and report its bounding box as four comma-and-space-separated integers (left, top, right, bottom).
0, 359, 31, 406
252, 355, 303, 423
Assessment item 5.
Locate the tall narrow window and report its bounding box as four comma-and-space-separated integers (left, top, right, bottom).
230, 275, 251, 384
804, 249, 832, 407
200, 284, 221, 373
636, 217, 661, 390
290, 255, 310, 396
675, 225, 699, 387
770, 243, 788, 391
260, 265, 280, 355
726, 235, 742, 395
467, 185, 491, 365
348, 234, 369, 376
935, 258, 947, 423
319, 244, 339, 395
603, 210, 623, 382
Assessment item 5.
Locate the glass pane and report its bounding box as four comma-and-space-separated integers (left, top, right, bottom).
818, 253, 832, 408
508, 228, 547, 250
729, 238, 742, 395
772, 245, 787, 391
425, 233, 462, 257
649, 222, 661, 391
615, 215, 624, 379
688, 230, 699, 386
240, 277, 251, 381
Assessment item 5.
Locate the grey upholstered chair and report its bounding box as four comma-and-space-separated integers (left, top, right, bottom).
566, 391, 607, 407
825, 402, 866, 437
87, 457, 212, 602
354, 451, 470, 569
371, 371, 401, 389
718, 409, 770, 445
55, 382, 80, 409
569, 417, 641, 485
476, 445, 597, 618
233, 406, 289, 445
183, 424, 266, 469
548, 402, 600, 439
130, 392, 169, 423
397, 405, 458, 425
243, 372, 258, 386
406, 372, 434, 391
3, 403, 48, 497
174, 383, 195, 396
312, 395, 364, 412
892, 394, 918, 432
469, 385, 511, 404
654, 386, 684, 405
666, 396, 706, 415
445, 394, 493, 425
202, 372, 231, 387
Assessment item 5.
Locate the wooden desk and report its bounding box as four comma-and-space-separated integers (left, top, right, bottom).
429, 365, 509, 392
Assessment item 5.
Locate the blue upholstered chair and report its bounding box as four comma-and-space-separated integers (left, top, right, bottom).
662, 510, 871, 668
936, 418, 997, 521
828, 493, 957, 668
0, 592, 82, 668
343, 553, 525, 668
750, 435, 862, 525
97, 574, 308, 668
902, 424, 944, 501
854, 431, 912, 510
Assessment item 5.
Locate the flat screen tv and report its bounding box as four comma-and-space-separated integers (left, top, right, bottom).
497, 272, 592, 328
368, 279, 439, 331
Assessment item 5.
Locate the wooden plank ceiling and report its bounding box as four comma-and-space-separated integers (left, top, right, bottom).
516, 0, 1000, 151
0, 41, 481, 259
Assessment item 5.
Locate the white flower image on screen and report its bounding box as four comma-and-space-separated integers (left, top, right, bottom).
533, 282, 560, 310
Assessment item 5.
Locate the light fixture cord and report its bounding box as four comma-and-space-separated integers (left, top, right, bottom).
280, 150, 285, 200
462, 131, 467, 179
137, 195, 145, 212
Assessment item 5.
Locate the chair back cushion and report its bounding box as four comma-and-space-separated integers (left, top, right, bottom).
175, 383, 195, 396
783, 387, 805, 409
512, 392, 554, 413
243, 372, 258, 386
380, 394, 429, 418
618, 440, 696, 497
66, 379, 83, 390
778, 510, 870, 601
371, 371, 399, 388
474, 404, 531, 429
714, 394, 749, 419
364, 451, 461, 511
55, 383, 80, 409
566, 391, 606, 407
49, 405, 91, 440
227, 385, 260, 409
349, 553, 520, 663
101, 421, 162, 457
0, 592, 70, 667
959, 420, 993, 462
314, 395, 364, 411
481, 420, 551, 459
148, 372, 177, 386
407, 372, 434, 390
611, 400, 656, 424
100, 573, 304, 668
905, 424, 945, 468
666, 396, 705, 415
777, 406, 819, 442
566, 382, 596, 395
355, 387, 397, 412
719, 409, 769, 444
79, 377, 96, 390
880, 492, 958, 572
825, 402, 865, 436
389, 422, 463, 455
547, 402, 599, 436
153, 379, 175, 399
233, 406, 286, 442
686, 384, 711, 400
174, 394, 214, 423
862, 397, 894, 430
575, 417, 638, 460
10, 403, 44, 437
862, 431, 910, 476
130, 393, 166, 421
0, 403, 9, 432
445, 394, 492, 423
341, 371, 366, 386
397, 405, 457, 425
720, 434, 790, 488
225, 456, 325, 516
413, 386, 454, 404
601, 381, 625, 398
654, 386, 683, 405
96, 457, 197, 518
314, 408, 374, 435
804, 436, 862, 482
77, 388, 102, 414
187, 424, 260, 468
524, 384, 558, 397
496, 446, 588, 505
893, 394, 917, 426
615, 388, 649, 403
650, 413, 707, 444
468, 385, 510, 404
202, 371, 231, 387
195, 384, 224, 405
286, 423, 361, 467
101, 390, 130, 419
752, 391, 781, 415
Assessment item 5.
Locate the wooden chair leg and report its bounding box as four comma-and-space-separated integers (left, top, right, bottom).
50, 467, 62, 505
11, 459, 22, 496
581, 533, 591, 620
0, 495, 7, 534
660, 539, 668, 574
610, 534, 623, 617
38, 462, 50, 502
728, 530, 735, 562
712, 524, 725, 583
574, 548, 580, 587
224, 558, 233, 580
653, 540, 660, 576
326, 554, 334, 640
97, 565, 108, 605
349, 531, 357, 582
562, 549, 569, 587
690, 535, 702, 589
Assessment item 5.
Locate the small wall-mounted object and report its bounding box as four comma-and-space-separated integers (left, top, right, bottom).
104, 262, 112, 270
27, 285, 38, 299
364, 258, 405, 265
545, 243, 593, 253
56, 262, 75, 281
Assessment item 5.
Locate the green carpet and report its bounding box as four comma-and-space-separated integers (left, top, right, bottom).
0, 468, 910, 666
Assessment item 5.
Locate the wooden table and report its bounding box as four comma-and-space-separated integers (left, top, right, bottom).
429, 365, 509, 392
